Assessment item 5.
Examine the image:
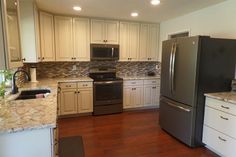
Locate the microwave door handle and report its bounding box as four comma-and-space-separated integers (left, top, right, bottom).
171, 43, 177, 93
169, 44, 174, 93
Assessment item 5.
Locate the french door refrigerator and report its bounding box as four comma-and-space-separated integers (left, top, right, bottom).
159, 36, 236, 147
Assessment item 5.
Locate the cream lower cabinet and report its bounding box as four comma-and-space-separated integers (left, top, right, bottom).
123, 79, 160, 109
203, 97, 236, 157
58, 82, 93, 116
0, 128, 56, 157
124, 85, 144, 109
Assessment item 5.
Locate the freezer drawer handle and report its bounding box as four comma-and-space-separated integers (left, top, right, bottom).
220, 116, 229, 121
221, 105, 230, 109
167, 102, 191, 112
218, 136, 227, 142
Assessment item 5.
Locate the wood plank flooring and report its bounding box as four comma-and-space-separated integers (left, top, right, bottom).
58, 109, 218, 157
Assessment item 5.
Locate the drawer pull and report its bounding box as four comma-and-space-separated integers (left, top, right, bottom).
131, 82, 136, 84
152, 81, 156, 83
221, 105, 230, 109
220, 116, 229, 120
218, 136, 227, 142
66, 85, 71, 87
152, 87, 156, 89
83, 84, 88, 86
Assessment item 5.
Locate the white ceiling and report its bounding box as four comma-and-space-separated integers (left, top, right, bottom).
36, 0, 226, 23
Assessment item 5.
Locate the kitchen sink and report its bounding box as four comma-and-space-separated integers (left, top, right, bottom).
16, 89, 51, 100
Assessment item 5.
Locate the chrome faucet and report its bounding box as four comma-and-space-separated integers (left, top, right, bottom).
12, 69, 30, 94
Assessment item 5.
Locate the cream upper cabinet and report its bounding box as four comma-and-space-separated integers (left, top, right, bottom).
73, 18, 90, 61
2, 0, 23, 68
119, 22, 140, 61
59, 89, 78, 115
39, 11, 55, 62
139, 23, 159, 61
78, 88, 93, 113
91, 19, 119, 44
19, 1, 41, 63
54, 16, 74, 61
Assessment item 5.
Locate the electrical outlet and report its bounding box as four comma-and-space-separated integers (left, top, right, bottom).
155, 65, 159, 70
72, 65, 77, 71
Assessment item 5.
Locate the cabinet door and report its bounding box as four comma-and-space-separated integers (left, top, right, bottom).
39, 12, 55, 61
73, 18, 90, 61
153, 86, 160, 107
55, 16, 73, 61
139, 24, 149, 61
59, 89, 78, 115
144, 85, 153, 106
129, 23, 140, 61
119, 22, 129, 61
91, 19, 104, 44
78, 88, 93, 113
149, 24, 159, 61
105, 20, 119, 44
132, 86, 143, 108
123, 86, 133, 109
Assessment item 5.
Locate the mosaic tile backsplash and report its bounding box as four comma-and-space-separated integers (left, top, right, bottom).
24, 61, 161, 79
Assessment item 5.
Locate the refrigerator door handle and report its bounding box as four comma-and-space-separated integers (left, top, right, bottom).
169, 44, 174, 92
167, 102, 191, 112
171, 43, 177, 93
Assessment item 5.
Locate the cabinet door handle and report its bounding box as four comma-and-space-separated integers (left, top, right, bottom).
221, 105, 230, 109
152, 87, 156, 89
74, 91, 77, 94
77, 91, 80, 94
218, 136, 227, 142
66, 85, 71, 87
22, 58, 26, 61
133, 88, 136, 90
220, 116, 229, 120
83, 84, 88, 86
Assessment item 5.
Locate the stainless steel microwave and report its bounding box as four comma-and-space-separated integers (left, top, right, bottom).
90, 44, 119, 61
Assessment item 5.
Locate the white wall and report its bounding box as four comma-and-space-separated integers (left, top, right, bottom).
159, 0, 236, 61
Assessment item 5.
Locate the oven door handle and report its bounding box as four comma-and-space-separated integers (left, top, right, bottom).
94, 81, 123, 85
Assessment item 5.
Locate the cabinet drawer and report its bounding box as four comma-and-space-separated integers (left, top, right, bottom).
204, 106, 236, 139
203, 126, 236, 157
59, 82, 77, 89
206, 97, 236, 116
144, 79, 160, 85
77, 82, 93, 88
124, 80, 143, 86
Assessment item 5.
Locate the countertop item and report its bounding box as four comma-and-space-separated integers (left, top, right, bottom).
0, 77, 93, 134
204, 92, 236, 105
121, 75, 160, 80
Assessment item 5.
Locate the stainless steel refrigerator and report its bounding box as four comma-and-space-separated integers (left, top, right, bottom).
159, 36, 236, 147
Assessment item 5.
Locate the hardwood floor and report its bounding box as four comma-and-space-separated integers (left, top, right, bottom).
58, 109, 218, 157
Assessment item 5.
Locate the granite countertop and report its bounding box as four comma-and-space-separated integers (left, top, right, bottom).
121, 75, 160, 80
204, 92, 236, 105
0, 77, 93, 134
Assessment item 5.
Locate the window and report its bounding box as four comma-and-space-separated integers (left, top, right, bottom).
168, 30, 190, 39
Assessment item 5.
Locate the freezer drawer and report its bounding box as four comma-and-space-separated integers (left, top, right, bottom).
159, 97, 194, 146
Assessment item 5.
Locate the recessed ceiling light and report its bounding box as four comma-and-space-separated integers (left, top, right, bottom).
151, 0, 160, 5
73, 6, 82, 11
131, 12, 138, 17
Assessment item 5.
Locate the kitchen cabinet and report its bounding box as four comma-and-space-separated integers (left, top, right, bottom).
91, 19, 119, 44
54, 16, 74, 61
143, 79, 160, 107
77, 88, 93, 113
0, 128, 55, 157
123, 80, 144, 109
73, 18, 90, 61
123, 79, 160, 109
19, 0, 40, 63
58, 82, 93, 116
59, 89, 78, 115
1, 0, 23, 68
139, 23, 159, 61
39, 11, 55, 62
119, 22, 140, 61
203, 97, 236, 157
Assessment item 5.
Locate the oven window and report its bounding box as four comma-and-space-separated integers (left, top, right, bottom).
95, 83, 122, 101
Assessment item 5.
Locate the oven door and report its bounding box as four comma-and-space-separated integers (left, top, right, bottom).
94, 81, 123, 106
